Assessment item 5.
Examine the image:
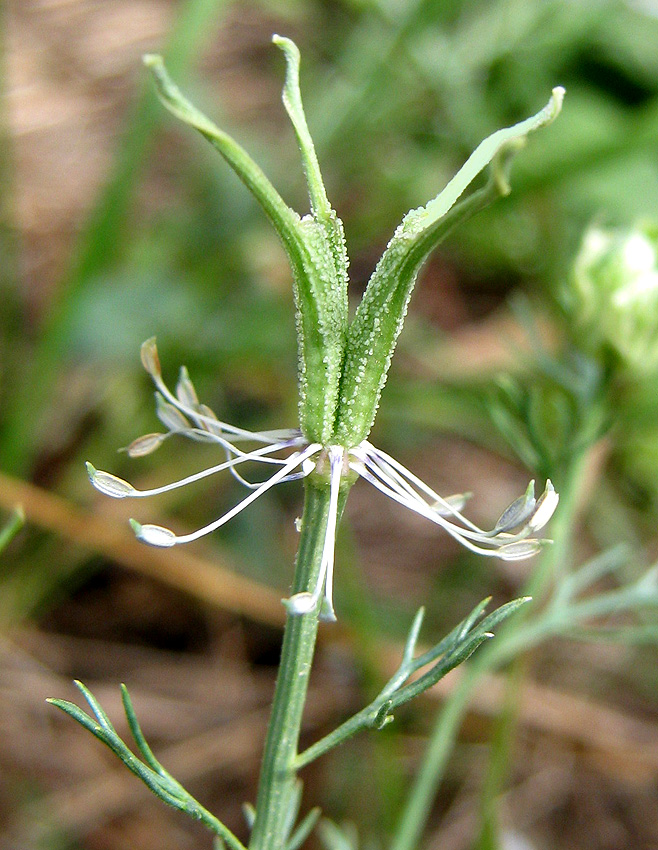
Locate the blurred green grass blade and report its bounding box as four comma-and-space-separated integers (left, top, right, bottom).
0, 0, 229, 474
310, 0, 429, 151
381, 377, 497, 447
0, 507, 24, 552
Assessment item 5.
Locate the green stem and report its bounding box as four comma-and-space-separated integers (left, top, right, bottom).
294, 695, 382, 772
249, 478, 348, 850
391, 446, 590, 850
474, 654, 526, 849
390, 666, 477, 850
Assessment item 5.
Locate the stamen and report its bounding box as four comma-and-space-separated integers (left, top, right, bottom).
224, 438, 311, 490
152, 367, 296, 444
528, 480, 559, 532
90, 336, 558, 623
360, 442, 484, 532
433, 493, 471, 516
498, 539, 549, 560
130, 519, 176, 547
157, 443, 321, 546
352, 447, 549, 560
88, 440, 305, 500
490, 481, 536, 535
354, 452, 490, 545
156, 392, 190, 432
283, 591, 317, 615
85, 464, 136, 499
285, 447, 344, 621
124, 432, 169, 458
176, 365, 199, 408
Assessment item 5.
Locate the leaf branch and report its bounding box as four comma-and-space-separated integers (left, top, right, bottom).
294, 596, 531, 769
47, 681, 248, 850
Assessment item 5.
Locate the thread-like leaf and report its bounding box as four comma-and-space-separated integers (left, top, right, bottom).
391, 632, 493, 710
46, 697, 109, 742
413, 596, 491, 670
402, 607, 425, 666
74, 679, 115, 733
121, 684, 164, 774
476, 596, 532, 634
318, 820, 358, 850
287, 807, 321, 850
49, 682, 248, 850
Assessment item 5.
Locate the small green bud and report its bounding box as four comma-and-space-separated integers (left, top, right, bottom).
570, 223, 658, 374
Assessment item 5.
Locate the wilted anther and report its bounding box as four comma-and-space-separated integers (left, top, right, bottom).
88, 341, 558, 620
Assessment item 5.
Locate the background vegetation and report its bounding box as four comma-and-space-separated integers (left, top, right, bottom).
3, 1, 658, 848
